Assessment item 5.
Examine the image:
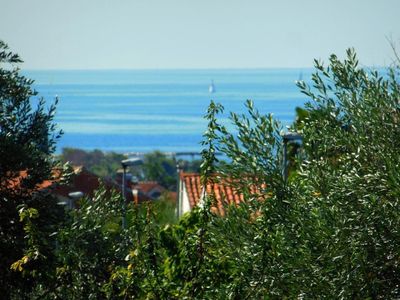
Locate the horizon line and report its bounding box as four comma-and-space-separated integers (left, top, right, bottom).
22, 64, 387, 72
23, 66, 317, 72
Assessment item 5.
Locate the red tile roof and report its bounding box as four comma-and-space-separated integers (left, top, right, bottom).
7, 168, 175, 206
3, 169, 63, 195
5, 167, 120, 201
114, 175, 157, 203
180, 172, 266, 215
54, 166, 110, 197
136, 181, 165, 194
181, 172, 202, 209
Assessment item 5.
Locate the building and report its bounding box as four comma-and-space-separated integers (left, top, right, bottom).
135, 181, 166, 199
177, 172, 267, 217
115, 170, 168, 204
53, 166, 118, 207
6, 166, 122, 208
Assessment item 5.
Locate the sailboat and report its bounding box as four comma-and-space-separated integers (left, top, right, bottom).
209, 80, 215, 93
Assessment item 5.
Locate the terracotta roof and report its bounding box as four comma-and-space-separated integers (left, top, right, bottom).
114, 175, 155, 203
7, 168, 175, 206
136, 181, 165, 194
3, 169, 63, 195
180, 172, 265, 215
181, 172, 202, 209
53, 166, 116, 198
7, 166, 122, 198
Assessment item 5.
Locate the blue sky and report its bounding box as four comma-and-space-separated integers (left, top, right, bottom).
1, 0, 399, 69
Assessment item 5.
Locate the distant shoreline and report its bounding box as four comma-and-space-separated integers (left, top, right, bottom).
23, 67, 316, 72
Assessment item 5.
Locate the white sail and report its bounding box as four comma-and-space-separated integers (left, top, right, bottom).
209, 80, 215, 93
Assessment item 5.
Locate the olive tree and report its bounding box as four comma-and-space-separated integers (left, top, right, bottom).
0, 40, 64, 297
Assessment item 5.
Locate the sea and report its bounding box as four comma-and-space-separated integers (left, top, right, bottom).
24, 69, 312, 154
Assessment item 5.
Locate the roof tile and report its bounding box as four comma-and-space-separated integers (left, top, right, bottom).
180, 172, 266, 215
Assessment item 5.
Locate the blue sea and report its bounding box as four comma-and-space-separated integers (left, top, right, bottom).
25, 69, 311, 154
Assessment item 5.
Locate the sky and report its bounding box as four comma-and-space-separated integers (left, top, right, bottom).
1, 0, 399, 70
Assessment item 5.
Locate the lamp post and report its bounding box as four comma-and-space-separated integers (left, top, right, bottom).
282, 132, 303, 182
176, 161, 182, 218
121, 157, 143, 229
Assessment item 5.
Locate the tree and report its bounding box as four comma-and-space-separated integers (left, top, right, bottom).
293, 49, 400, 297
142, 151, 177, 190
0, 41, 64, 297
59, 147, 126, 178
196, 48, 400, 298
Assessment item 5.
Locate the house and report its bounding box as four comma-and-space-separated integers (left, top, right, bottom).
3, 169, 62, 196
6, 166, 172, 209
5, 166, 122, 208
115, 171, 166, 204
134, 181, 166, 199
53, 167, 160, 206
177, 172, 266, 217
53, 166, 119, 207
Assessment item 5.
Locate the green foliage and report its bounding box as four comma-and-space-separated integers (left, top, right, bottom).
59, 148, 126, 178
150, 193, 178, 226
49, 188, 127, 299
142, 151, 177, 190
292, 48, 400, 297
170, 49, 400, 298
177, 158, 202, 173
0, 40, 65, 298
200, 100, 224, 184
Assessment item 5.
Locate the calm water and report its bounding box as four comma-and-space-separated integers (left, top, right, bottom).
25, 69, 311, 153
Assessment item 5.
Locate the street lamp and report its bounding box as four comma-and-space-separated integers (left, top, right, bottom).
175, 161, 182, 218
282, 132, 303, 182
121, 157, 143, 229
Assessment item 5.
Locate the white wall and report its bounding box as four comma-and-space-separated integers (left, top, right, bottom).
181, 184, 191, 215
